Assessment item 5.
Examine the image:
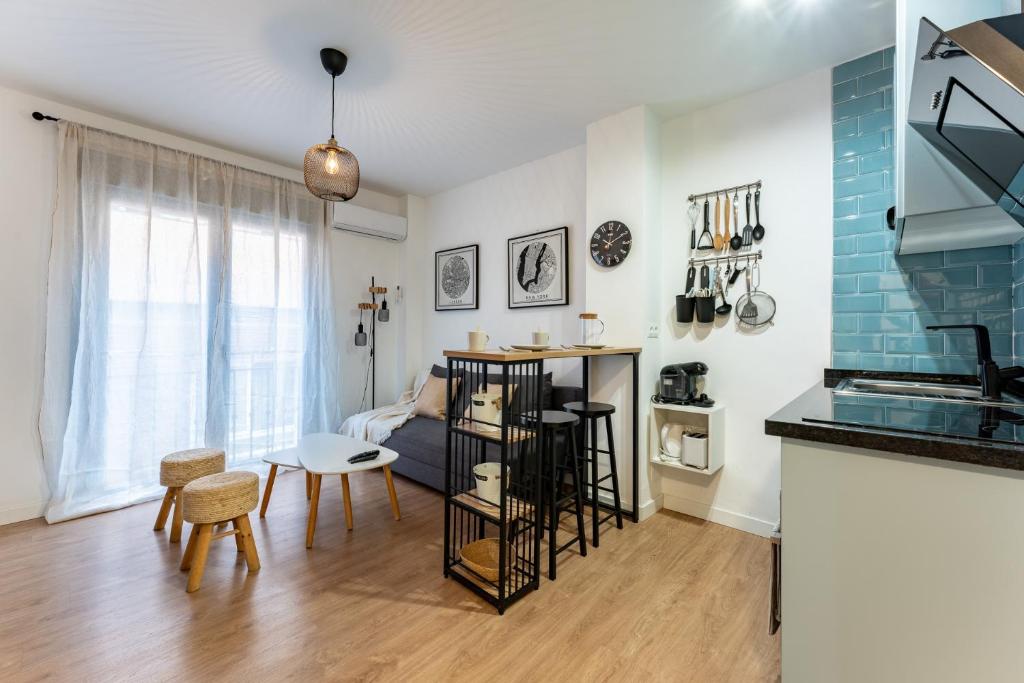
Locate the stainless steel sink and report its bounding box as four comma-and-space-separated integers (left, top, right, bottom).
833, 378, 1024, 407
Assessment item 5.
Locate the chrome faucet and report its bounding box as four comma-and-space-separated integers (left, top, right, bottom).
925, 324, 1024, 399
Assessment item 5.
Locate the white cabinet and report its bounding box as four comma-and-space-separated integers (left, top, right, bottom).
649, 402, 724, 475
781, 437, 1024, 682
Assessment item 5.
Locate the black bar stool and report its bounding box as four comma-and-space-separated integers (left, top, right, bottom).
563, 401, 623, 547
539, 410, 588, 580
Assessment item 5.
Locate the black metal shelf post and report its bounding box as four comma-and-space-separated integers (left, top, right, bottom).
442, 353, 544, 614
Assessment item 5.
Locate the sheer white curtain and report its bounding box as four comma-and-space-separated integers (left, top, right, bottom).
39, 122, 341, 523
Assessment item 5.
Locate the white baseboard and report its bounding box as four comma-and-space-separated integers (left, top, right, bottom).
637, 497, 658, 521
0, 502, 46, 526
660, 492, 776, 537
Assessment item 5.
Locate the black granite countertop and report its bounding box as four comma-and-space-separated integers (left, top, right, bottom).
765, 370, 1024, 471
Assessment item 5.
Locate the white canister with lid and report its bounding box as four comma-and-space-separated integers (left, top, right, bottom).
469, 392, 502, 432
473, 462, 510, 505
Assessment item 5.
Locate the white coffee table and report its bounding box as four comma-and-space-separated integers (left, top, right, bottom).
260, 447, 313, 518
281, 433, 401, 548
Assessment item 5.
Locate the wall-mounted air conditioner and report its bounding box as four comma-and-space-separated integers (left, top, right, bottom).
330, 201, 407, 242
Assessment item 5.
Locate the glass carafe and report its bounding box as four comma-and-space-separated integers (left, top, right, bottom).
579, 313, 605, 346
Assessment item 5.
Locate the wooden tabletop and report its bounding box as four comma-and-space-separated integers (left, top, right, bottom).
443, 346, 642, 361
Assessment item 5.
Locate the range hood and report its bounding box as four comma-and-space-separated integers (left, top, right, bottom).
896, 14, 1024, 254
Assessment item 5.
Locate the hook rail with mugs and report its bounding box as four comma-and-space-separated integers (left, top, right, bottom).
679, 179, 775, 328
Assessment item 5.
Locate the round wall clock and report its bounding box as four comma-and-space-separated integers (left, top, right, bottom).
590, 221, 632, 267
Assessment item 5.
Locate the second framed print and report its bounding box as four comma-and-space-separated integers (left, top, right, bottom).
435, 244, 479, 311
507, 226, 569, 309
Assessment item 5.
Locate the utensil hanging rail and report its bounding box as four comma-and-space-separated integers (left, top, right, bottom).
688, 180, 762, 203
689, 249, 763, 266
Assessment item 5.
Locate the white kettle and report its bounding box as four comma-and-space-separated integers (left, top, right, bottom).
660, 423, 685, 461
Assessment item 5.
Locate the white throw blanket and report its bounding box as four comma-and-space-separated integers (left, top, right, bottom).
339, 370, 429, 444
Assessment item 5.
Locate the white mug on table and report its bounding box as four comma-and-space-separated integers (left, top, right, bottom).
468, 330, 489, 351
532, 331, 549, 346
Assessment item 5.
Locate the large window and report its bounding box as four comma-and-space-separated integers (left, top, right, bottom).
40, 122, 340, 522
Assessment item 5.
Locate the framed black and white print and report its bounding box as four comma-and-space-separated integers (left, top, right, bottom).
435, 244, 479, 311
507, 226, 569, 309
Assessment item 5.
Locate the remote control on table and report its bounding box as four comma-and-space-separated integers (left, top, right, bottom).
347, 450, 380, 464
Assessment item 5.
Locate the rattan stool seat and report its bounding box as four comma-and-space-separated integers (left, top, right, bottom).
182, 471, 259, 524
160, 448, 225, 487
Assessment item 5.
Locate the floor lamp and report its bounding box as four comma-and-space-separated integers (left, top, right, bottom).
355, 277, 389, 409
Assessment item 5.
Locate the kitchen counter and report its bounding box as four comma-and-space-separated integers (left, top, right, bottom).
773, 369, 1024, 681
764, 369, 1024, 471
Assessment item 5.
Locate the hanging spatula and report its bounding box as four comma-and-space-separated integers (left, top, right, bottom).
742, 189, 754, 247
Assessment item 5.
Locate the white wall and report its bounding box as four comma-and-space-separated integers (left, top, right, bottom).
584, 105, 662, 520
656, 69, 833, 535
0, 82, 407, 524
419, 145, 586, 383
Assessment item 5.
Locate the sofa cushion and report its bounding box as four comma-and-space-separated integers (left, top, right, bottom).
413, 374, 459, 419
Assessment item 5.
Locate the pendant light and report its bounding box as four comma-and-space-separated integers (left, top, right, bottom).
354, 309, 367, 346
304, 48, 359, 202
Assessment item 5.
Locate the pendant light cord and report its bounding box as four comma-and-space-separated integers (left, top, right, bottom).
331, 76, 336, 139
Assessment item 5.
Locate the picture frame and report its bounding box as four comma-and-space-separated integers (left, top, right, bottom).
507, 226, 569, 309
435, 244, 479, 311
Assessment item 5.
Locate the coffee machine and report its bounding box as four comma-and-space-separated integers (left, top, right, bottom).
655, 362, 714, 407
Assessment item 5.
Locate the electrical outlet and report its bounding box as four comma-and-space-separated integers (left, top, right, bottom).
647, 323, 660, 338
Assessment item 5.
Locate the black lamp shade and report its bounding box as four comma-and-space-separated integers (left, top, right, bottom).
377, 299, 389, 322
354, 322, 367, 346
304, 137, 359, 201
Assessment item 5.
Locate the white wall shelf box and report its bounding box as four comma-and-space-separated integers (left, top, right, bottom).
649, 401, 724, 476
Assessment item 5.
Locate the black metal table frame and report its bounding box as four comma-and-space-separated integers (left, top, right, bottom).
580, 351, 641, 524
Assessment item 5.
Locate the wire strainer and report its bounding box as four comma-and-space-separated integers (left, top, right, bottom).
735, 260, 776, 326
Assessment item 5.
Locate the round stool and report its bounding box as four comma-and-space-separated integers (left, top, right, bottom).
563, 401, 624, 548
540, 410, 588, 581
154, 448, 225, 543
179, 471, 260, 593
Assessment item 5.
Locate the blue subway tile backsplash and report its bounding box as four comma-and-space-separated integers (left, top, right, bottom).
831, 48, 1018, 372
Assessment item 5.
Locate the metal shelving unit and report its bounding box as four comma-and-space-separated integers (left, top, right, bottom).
442, 354, 544, 614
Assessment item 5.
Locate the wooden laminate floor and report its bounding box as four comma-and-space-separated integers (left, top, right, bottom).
0, 470, 779, 682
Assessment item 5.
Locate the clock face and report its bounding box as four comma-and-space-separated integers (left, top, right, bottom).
590, 221, 632, 267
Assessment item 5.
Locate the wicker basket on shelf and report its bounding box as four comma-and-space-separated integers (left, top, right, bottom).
460, 538, 513, 582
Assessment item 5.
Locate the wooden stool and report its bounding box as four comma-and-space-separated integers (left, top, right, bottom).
179, 471, 260, 593
154, 448, 225, 543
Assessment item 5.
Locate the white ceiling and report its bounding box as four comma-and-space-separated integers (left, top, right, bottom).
0, 0, 893, 197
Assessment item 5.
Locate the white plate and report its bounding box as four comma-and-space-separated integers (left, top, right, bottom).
573, 344, 607, 349
510, 344, 550, 351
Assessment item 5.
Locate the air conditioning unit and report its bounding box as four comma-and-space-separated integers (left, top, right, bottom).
330, 201, 407, 242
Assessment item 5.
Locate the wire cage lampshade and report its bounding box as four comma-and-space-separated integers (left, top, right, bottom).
304, 48, 359, 202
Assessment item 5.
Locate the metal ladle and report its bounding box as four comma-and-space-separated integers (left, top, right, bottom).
716, 261, 743, 316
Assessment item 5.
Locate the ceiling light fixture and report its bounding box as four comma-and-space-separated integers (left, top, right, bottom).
304, 48, 359, 202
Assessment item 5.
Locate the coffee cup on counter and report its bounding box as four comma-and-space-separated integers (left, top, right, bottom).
532, 330, 550, 346
468, 329, 490, 352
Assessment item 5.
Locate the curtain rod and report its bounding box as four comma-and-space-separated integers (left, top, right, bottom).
32, 111, 60, 122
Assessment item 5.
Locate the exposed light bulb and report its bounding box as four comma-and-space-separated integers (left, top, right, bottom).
325, 149, 340, 175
